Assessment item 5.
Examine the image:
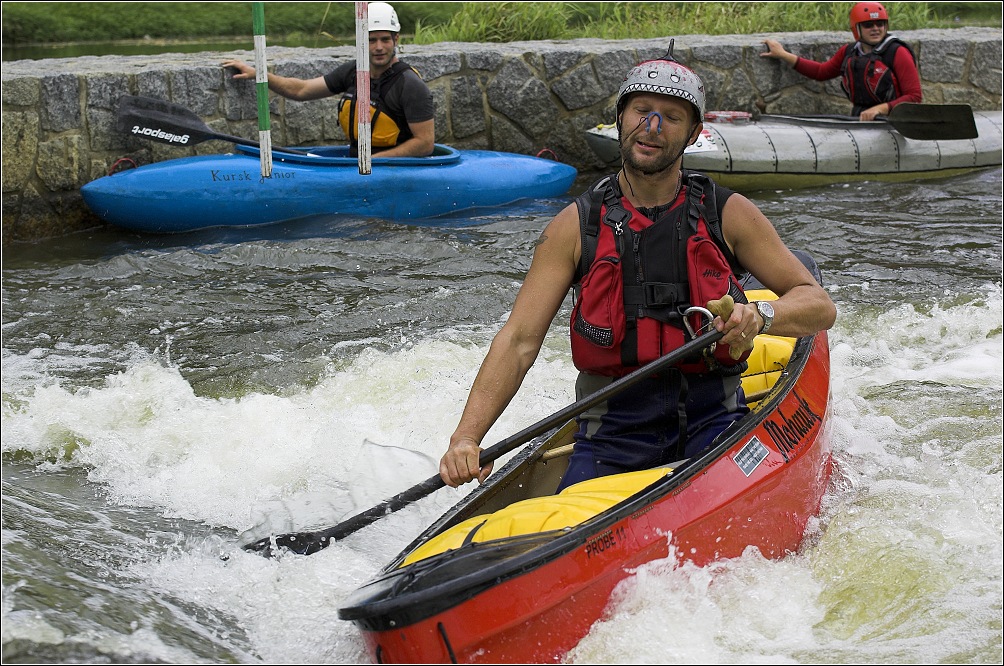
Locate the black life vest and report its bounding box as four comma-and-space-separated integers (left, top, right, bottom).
840, 36, 917, 113
571, 171, 751, 377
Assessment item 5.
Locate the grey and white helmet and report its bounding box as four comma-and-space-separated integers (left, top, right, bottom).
616, 41, 706, 125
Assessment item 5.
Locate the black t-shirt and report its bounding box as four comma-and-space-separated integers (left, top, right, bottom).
323, 60, 434, 146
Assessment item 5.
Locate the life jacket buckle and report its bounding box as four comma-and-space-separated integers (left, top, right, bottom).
604, 206, 632, 235
644, 282, 682, 308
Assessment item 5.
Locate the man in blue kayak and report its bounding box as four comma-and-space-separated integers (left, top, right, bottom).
222, 2, 435, 157
439, 44, 836, 491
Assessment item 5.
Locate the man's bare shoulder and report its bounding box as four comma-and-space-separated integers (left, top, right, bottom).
541, 202, 580, 239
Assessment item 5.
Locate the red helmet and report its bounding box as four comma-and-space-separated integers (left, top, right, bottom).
850, 2, 889, 41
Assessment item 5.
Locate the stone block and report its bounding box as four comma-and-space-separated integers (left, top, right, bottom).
2, 110, 39, 190
543, 50, 586, 80
405, 53, 462, 81
487, 113, 534, 156
486, 58, 555, 137
171, 67, 225, 116
971, 40, 1003, 95
136, 71, 171, 101
693, 43, 742, 70
40, 73, 81, 132
448, 76, 485, 139
37, 135, 88, 191
551, 63, 602, 111
717, 68, 758, 112
1, 76, 40, 106
592, 49, 638, 96
283, 100, 328, 145
919, 38, 969, 83
465, 49, 503, 71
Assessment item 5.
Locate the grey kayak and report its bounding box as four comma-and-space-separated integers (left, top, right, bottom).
584, 109, 1003, 191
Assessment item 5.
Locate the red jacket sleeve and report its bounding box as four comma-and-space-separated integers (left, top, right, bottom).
887, 45, 923, 111
793, 44, 849, 81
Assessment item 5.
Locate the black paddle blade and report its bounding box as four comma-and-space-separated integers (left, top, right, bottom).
241, 474, 447, 557
117, 94, 251, 148
242, 532, 333, 558
886, 103, 978, 141
117, 94, 311, 154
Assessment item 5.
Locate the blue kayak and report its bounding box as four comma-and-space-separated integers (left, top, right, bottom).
81, 144, 578, 233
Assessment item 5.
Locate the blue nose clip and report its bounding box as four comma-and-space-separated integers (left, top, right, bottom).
644, 112, 664, 134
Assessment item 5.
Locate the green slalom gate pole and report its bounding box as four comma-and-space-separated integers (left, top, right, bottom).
252, 2, 272, 177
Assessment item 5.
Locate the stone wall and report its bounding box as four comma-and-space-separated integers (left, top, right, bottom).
2, 28, 1001, 245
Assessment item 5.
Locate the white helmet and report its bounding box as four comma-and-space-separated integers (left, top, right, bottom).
616, 40, 706, 124
368, 2, 400, 33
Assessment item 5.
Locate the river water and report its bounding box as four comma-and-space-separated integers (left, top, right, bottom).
2, 168, 1002, 664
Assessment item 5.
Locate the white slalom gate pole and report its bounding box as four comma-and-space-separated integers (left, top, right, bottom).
355, 2, 372, 175
252, 2, 272, 178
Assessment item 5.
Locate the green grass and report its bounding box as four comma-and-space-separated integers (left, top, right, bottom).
3, 1, 999, 45
418, 2, 1004, 42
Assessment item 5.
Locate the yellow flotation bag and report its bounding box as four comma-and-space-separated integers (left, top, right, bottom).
401, 466, 672, 567
740, 290, 795, 400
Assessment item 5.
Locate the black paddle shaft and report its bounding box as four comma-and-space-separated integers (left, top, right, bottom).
241, 328, 726, 557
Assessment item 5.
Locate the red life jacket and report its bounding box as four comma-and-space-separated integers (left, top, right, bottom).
840, 36, 917, 113
570, 172, 751, 377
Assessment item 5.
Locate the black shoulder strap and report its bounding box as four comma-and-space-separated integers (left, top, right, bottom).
574, 174, 616, 282
397, 60, 424, 79
683, 170, 725, 244
384, 61, 418, 81
880, 37, 917, 65
841, 41, 857, 68
374, 61, 419, 100
862, 36, 917, 66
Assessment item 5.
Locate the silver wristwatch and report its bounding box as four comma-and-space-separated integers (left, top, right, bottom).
755, 301, 774, 334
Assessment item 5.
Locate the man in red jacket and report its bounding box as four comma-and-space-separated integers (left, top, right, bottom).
760, 1, 922, 121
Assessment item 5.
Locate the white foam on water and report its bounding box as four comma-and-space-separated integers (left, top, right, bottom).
2, 319, 579, 661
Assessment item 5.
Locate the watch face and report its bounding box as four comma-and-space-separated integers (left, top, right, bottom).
758, 301, 774, 333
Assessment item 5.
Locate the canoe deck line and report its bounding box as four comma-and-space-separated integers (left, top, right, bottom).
584, 110, 1003, 190
80, 144, 579, 233
337, 268, 832, 664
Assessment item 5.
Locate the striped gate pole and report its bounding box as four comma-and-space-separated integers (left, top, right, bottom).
355, 2, 372, 175
252, 2, 272, 178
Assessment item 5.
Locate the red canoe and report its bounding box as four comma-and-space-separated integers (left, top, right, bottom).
338, 252, 833, 664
